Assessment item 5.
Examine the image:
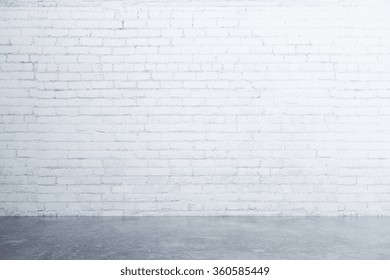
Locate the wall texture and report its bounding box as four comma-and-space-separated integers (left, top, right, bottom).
1, 0, 390, 216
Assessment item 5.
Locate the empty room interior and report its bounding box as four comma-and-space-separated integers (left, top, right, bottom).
1, 0, 390, 260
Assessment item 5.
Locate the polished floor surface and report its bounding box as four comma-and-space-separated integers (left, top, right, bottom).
0, 217, 389, 259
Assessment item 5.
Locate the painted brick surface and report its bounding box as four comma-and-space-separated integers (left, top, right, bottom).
1, 0, 390, 216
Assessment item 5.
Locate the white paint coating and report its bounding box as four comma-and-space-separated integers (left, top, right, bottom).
1, 0, 390, 216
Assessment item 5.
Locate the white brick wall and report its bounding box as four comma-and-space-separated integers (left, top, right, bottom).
1, 0, 390, 216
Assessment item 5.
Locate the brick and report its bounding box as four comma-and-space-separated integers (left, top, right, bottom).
0, 0, 389, 217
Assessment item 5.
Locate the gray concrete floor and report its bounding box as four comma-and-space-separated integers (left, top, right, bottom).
0, 217, 389, 259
